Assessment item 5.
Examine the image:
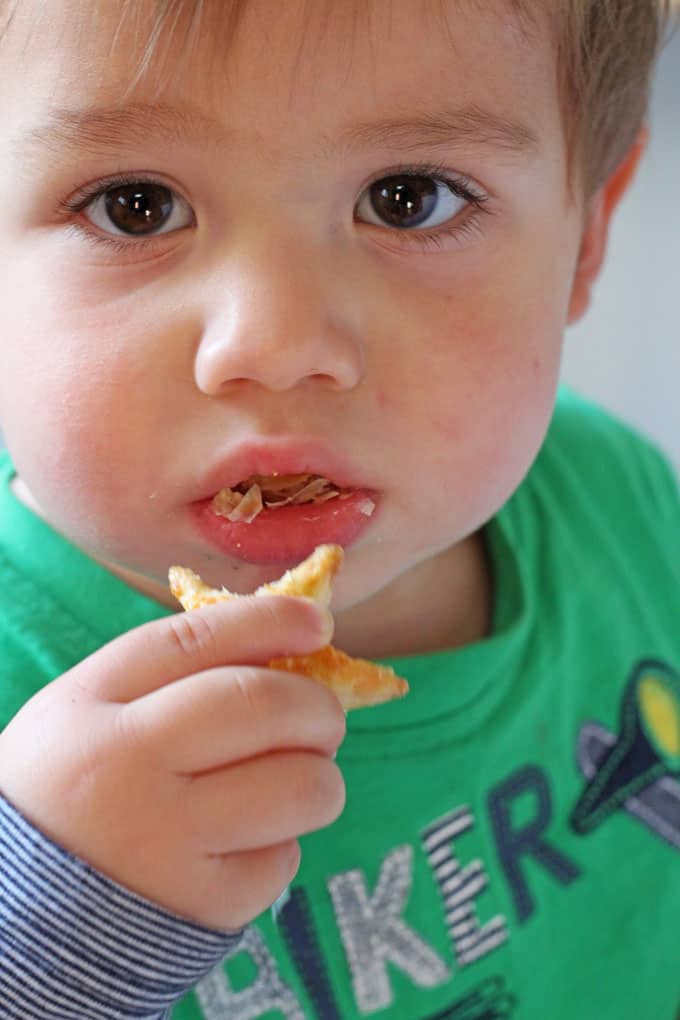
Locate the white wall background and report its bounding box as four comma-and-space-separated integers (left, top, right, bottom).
561, 19, 680, 470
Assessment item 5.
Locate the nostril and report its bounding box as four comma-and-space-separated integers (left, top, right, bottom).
307, 371, 359, 391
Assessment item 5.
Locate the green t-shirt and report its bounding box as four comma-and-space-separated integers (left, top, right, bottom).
1, 388, 679, 1019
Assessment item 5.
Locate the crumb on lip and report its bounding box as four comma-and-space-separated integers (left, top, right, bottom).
212, 473, 353, 524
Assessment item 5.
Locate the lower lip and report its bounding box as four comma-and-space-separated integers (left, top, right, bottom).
193, 489, 378, 565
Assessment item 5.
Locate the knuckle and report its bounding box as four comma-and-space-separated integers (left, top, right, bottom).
114, 702, 144, 753
325, 698, 347, 750
232, 668, 273, 730
302, 757, 346, 827
255, 841, 301, 914
204, 871, 253, 931
214, 842, 301, 930
167, 611, 219, 665
277, 839, 302, 886
327, 761, 347, 820
250, 594, 289, 634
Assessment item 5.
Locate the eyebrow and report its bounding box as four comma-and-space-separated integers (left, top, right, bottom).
16, 104, 226, 166
332, 105, 539, 159
15, 101, 540, 167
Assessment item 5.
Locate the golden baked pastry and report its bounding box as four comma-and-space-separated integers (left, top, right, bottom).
168, 545, 408, 711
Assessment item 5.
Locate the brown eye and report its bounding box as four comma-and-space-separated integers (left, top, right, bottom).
356, 173, 466, 231
83, 181, 194, 237
105, 183, 173, 234
371, 176, 437, 227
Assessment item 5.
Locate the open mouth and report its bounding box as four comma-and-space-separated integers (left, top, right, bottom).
211, 473, 376, 524
193, 464, 379, 565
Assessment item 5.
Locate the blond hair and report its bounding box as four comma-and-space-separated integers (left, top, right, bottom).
127, 0, 673, 196
1, 0, 673, 197
552, 2, 673, 194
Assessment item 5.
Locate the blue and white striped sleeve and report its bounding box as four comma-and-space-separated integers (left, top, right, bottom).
0, 794, 243, 1019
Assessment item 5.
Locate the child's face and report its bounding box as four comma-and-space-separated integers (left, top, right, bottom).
0, 1, 585, 621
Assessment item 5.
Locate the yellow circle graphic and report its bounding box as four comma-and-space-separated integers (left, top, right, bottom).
638, 674, 680, 760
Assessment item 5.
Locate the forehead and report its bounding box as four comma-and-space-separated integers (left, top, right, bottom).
0, 0, 558, 171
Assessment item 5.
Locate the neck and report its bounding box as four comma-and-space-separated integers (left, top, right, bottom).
333, 533, 493, 660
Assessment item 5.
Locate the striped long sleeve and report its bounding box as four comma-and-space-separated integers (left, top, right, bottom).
0, 795, 242, 1018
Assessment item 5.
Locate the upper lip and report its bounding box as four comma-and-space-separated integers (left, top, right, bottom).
192, 436, 373, 503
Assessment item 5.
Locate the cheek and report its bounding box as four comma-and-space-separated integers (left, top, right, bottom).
381, 265, 569, 526
4, 361, 144, 544
0, 286, 179, 549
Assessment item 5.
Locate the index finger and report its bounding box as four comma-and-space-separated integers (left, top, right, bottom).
71, 595, 333, 703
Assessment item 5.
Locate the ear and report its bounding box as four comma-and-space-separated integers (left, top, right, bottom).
567, 127, 648, 325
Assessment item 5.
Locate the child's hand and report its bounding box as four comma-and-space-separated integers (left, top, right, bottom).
0, 595, 346, 931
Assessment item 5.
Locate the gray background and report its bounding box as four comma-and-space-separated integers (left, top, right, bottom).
561, 20, 680, 469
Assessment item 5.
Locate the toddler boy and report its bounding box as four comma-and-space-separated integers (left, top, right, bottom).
0, 1, 677, 1017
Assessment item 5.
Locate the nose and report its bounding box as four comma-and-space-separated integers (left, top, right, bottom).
194, 240, 365, 396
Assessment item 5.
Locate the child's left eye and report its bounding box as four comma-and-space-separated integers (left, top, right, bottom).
68, 177, 194, 238
355, 169, 484, 235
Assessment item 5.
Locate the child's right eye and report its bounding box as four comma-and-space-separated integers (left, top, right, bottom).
81, 180, 194, 237
62, 175, 195, 242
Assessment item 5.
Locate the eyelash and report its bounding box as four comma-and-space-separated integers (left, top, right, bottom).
60, 172, 186, 257
363, 160, 491, 253
59, 162, 491, 256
